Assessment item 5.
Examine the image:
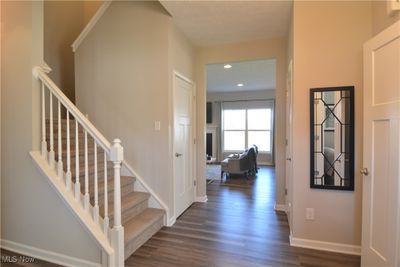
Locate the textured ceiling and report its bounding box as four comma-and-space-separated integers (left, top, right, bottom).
206, 59, 276, 93
160, 0, 292, 46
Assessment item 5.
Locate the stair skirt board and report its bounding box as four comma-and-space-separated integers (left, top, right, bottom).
0, 239, 100, 267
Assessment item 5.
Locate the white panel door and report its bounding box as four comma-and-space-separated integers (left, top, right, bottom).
361, 21, 400, 267
174, 73, 195, 218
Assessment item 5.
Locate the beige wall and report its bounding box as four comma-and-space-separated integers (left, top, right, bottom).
170, 25, 195, 81
0, 0, 2, 240
195, 38, 287, 204
1, 1, 101, 263
372, 0, 400, 36
44, 1, 102, 102
75, 1, 195, 221
83, 1, 103, 26
291, 1, 371, 245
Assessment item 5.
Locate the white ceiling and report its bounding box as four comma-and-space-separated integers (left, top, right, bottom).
206, 59, 276, 93
160, 0, 292, 46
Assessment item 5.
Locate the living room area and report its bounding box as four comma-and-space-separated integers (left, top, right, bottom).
205, 59, 276, 185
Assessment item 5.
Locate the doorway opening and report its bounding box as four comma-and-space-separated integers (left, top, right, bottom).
205, 59, 276, 185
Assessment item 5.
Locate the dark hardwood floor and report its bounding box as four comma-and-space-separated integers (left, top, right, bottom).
1, 166, 361, 266
126, 166, 361, 267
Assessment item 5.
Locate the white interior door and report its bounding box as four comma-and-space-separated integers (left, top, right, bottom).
361, 21, 400, 267
173, 72, 195, 218
285, 60, 293, 229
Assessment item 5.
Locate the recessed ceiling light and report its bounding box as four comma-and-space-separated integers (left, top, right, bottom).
224, 64, 232, 69
237, 83, 244, 87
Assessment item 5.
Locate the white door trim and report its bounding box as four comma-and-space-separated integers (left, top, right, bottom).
285, 60, 293, 225
172, 71, 197, 219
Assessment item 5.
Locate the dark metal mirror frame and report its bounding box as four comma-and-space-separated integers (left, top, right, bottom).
310, 86, 355, 191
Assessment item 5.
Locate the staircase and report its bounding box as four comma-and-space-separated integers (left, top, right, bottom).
32, 65, 164, 266
46, 119, 164, 259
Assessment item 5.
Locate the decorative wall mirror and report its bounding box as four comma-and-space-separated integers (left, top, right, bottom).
310, 86, 354, 190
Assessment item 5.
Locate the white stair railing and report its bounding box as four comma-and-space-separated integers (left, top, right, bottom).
33, 65, 124, 266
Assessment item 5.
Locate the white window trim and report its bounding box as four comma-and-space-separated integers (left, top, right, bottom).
221, 101, 274, 153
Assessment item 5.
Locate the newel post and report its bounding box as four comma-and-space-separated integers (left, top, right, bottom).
109, 139, 124, 266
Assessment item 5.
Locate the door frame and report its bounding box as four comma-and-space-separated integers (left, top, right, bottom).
172, 70, 197, 220
285, 60, 293, 230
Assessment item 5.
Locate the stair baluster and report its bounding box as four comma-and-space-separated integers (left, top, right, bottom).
49, 92, 55, 169
41, 83, 47, 159
84, 130, 89, 211
75, 120, 80, 201
66, 111, 72, 191
103, 152, 109, 236
93, 141, 99, 225
57, 100, 63, 178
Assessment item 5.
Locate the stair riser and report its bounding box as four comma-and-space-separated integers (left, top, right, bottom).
122, 200, 148, 225
124, 217, 163, 259
116, 200, 148, 226
90, 182, 135, 207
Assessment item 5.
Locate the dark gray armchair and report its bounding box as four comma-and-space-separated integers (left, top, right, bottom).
220, 145, 258, 181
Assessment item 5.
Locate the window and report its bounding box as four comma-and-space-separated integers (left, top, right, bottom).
223, 110, 246, 150
223, 107, 273, 152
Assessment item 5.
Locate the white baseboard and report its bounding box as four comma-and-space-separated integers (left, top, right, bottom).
0, 239, 100, 267
274, 203, 287, 212
289, 235, 361, 255
258, 162, 274, 166
195, 195, 208, 203
167, 216, 176, 227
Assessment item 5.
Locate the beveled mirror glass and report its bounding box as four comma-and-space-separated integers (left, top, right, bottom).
310, 86, 354, 190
